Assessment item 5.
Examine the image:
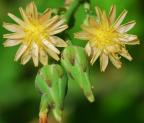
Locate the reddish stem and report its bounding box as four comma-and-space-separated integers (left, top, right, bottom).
39, 113, 48, 123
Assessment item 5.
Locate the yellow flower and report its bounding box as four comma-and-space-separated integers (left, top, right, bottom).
75, 5, 139, 72
3, 2, 68, 67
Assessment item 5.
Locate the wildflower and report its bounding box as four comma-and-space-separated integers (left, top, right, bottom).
75, 5, 139, 72
3, 2, 68, 66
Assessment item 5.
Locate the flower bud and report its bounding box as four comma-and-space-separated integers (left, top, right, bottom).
35, 64, 68, 122
61, 46, 95, 102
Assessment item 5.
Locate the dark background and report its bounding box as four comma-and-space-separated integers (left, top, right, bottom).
0, 0, 144, 123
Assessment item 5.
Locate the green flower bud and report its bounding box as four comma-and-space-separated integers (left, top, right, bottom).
61, 46, 95, 102
35, 64, 68, 122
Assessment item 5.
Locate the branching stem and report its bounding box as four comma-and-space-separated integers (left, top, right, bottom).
65, 0, 82, 23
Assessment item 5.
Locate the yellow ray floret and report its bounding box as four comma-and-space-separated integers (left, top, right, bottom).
3, 2, 68, 67
75, 5, 139, 72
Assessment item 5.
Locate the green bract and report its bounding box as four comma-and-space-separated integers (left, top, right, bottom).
61, 46, 95, 102
35, 64, 68, 122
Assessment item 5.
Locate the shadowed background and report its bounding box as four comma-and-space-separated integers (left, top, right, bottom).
0, 0, 144, 123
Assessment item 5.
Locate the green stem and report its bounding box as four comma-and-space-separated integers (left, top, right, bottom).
65, 0, 81, 23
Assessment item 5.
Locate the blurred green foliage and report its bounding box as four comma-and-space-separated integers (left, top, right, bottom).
0, 0, 144, 123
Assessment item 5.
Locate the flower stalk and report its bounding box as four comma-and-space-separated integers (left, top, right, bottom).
39, 95, 49, 123
39, 113, 48, 123
65, 0, 82, 23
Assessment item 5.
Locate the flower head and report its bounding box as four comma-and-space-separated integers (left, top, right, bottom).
75, 5, 139, 72
3, 2, 68, 66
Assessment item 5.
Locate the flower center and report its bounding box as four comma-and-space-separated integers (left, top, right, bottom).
92, 28, 119, 49
24, 21, 47, 45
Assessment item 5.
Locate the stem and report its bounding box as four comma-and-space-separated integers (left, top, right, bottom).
39, 95, 49, 123
39, 113, 48, 123
65, 0, 81, 23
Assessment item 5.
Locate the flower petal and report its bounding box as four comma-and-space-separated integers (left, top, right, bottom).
95, 6, 103, 22
8, 13, 25, 27
74, 32, 90, 40
21, 49, 31, 65
3, 39, 22, 47
3, 22, 23, 32
119, 47, 132, 61
31, 42, 39, 67
101, 11, 109, 28
117, 21, 136, 33
109, 5, 116, 24
88, 16, 98, 27
42, 39, 60, 54
26, 2, 38, 19
49, 25, 68, 35
119, 34, 140, 45
19, 7, 30, 23
39, 9, 52, 23
125, 39, 140, 45
3, 33, 24, 39
44, 16, 59, 27
90, 48, 101, 65
114, 9, 128, 28
45, 48, 59, 61
109, 54, 122, 69
49, 19, 65, 31
100, 53, 109, 72
40, 48, 48, 65
49, 36, 67, 47
15, 44, 28, 61
81, 25, 96, 35
85, 42, 91, 57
